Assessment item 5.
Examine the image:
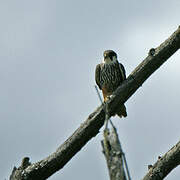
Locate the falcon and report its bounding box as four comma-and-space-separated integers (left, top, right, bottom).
95, 50, 127, 118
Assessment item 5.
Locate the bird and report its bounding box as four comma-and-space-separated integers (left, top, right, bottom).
95, 50, 127, 118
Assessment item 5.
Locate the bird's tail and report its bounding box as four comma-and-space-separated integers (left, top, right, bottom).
116, 104, 127, 118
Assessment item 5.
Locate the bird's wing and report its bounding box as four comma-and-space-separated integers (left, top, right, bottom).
95, 64, 102, 89
119, 63, 126, 81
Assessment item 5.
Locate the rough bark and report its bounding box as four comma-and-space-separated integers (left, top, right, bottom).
10, 26, 180, 180
101, 127, 127, 180
142, 140, 180, 180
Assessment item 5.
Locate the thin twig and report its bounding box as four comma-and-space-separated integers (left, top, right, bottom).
94, 85, 114, 128
95, 85, 131, 180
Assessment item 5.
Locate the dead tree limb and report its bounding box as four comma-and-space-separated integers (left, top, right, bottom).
142, 140, 180, 180
101, 127, 127, 180
10, 26, 180, 180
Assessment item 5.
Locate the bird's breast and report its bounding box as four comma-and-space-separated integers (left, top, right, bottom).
100, 63, 121, 93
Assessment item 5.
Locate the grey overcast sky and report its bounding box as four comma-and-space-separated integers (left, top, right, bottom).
0, 0, 180, 179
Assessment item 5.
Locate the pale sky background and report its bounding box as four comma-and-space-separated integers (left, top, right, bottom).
0, 0, 180, 180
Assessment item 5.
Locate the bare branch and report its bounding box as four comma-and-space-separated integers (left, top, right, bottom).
101, 127, 127, 180
142, 140, 180, 180
10, 27, 180, 180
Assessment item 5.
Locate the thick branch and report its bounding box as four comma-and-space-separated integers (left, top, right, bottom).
10, 27, 180, 180
101, 127, 127, 180
142, 140, 180, 180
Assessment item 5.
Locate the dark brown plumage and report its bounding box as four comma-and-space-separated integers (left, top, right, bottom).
95, 50, 127, 118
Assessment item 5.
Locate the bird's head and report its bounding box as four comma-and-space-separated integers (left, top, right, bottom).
103, 50, 117, 64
